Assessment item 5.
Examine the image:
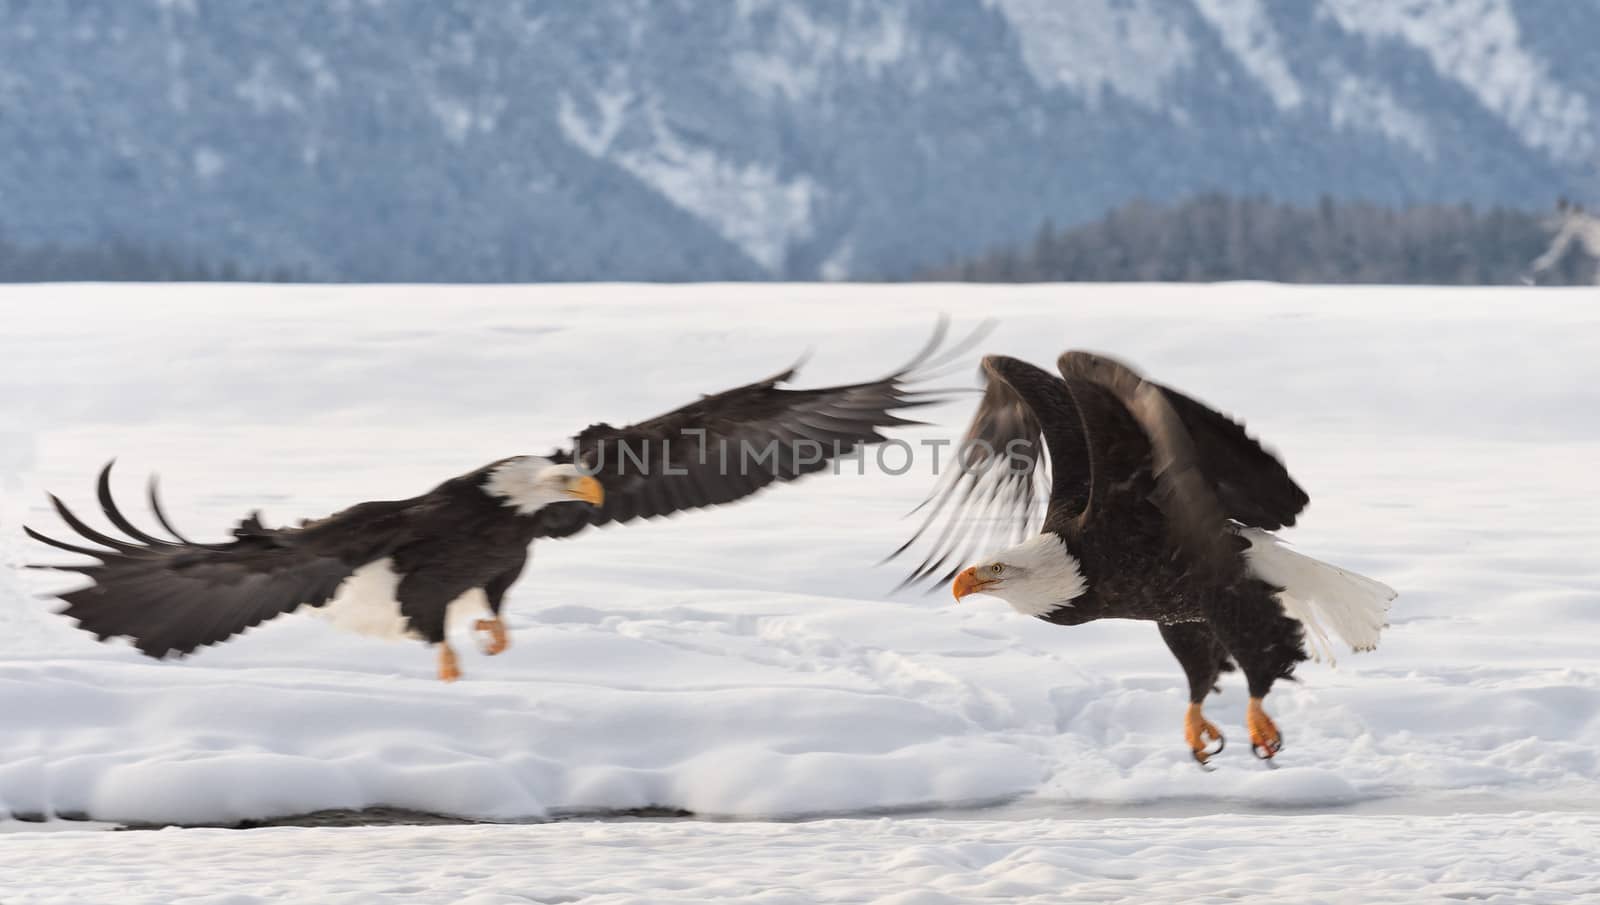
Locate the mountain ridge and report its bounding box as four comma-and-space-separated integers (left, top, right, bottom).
4, 0, 1597, 280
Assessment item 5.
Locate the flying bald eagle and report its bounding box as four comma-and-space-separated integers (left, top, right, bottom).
894, 351, 1395, 764
29, 327, 969, 681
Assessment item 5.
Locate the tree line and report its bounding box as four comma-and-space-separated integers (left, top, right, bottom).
6, 194, 1594, 284
0, 234, 303, 283
915, 194, 1594, 285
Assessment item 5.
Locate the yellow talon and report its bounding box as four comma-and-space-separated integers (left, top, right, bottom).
1185, 702, 1226, 765
474, 618, 510, 656
1247, 697, 1283, 759
437, 644, 462, 682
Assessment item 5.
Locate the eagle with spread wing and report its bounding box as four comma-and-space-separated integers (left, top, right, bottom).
893, 351, 1395, 764
29, 325, 973, 680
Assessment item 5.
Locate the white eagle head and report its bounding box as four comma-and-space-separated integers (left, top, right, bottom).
483, 457, 605, 515
951, 533, 1088, 617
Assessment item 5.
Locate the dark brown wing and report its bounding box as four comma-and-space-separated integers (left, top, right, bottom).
26, 463, 418, 658
562, 320, 984, 528
889, 355, 1094, 589
1057, 351, 1262, 574
1154, 384, 1307, 530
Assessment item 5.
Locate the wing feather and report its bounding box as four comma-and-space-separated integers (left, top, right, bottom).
27, 463, 418, 658
1057, 351, 1239, 574
1057, 349, 1308, 536
894, 347, 1310, 590
560, 320, 986, 529
1154, 385, 1308, 530
146, 475, 205, 545
890, 355, 1092, 589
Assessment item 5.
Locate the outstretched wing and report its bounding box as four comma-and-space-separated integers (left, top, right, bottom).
1057, 351, 1304, 573
1153, 384, 1307, 530
558, 320, 988, 529
26, 463, 418, 658
888, 355, 1094, 589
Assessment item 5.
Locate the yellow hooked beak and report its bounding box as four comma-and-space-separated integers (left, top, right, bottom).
952, 565, 999, 601
566, 475, 605, 507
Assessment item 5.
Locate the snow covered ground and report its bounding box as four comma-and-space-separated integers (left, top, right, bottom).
2, 814, 1597, 904
1, 283, 1596, 900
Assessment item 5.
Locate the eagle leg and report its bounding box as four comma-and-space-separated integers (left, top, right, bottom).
1247, 697, 1283, 760
437, 643, 462, 682
1157, 623, 1231, 767
1185, 702, 1226, 767
474, 618, 510, 656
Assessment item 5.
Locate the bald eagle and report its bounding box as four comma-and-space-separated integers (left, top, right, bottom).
895, 351, 1395, 764
29, 328, 966, 681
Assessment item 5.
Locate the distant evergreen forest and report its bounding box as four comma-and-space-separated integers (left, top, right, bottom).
3, 196, 1592, 284
916, 195, 1594, 285
0, 235, 302, 283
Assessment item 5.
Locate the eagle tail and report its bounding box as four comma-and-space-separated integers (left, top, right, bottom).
1240, 527, 1396, 665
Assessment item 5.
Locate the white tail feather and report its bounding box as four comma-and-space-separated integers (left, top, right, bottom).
1240, 528, 1396, 665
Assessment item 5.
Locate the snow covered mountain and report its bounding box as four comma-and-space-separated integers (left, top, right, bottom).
5, 0, 1600, 280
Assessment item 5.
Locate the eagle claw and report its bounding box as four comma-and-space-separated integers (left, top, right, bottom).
1246, 697, 1282, 762
474, 618, 510, 656
1185, 703, 1226, 767
1192, 735, 1226, 768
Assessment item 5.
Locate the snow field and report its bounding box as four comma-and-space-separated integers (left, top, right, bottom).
1, 283, 1597, 829
2, 814, 1597, 904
